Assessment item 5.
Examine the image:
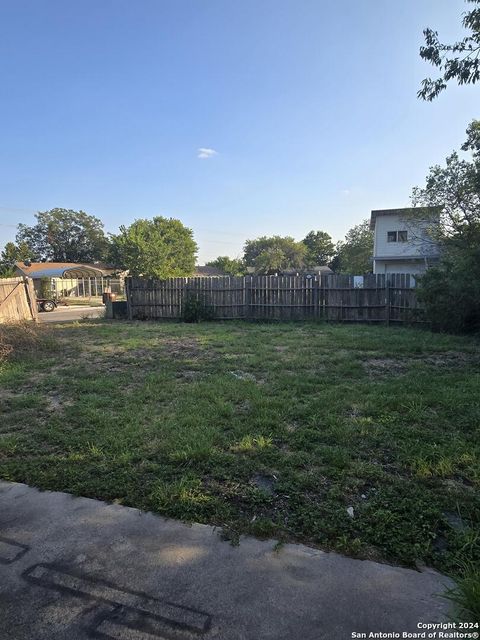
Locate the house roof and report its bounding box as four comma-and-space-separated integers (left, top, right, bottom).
282, 266, 333, 275
15, 262, 117, 278
193, 265, 226, 276
369, 206, 441, 230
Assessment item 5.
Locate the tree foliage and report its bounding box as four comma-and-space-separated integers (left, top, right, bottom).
418, 0, 480, 100
417, 234, 480, 333
110, 216, 197, 279
206, 256, 246, 276
302, 230, 335, 266
414, 121, 480, 333
243, 235, 306, 275
462, 118, 480, 158
334, 220, 374, 274
0, 241, 35, 276
411, 121, 480, 242
16, 208, 109, 263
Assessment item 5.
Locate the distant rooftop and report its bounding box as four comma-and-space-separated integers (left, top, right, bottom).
193, 265, 227, 276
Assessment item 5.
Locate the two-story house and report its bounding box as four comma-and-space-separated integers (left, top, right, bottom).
370, 207, 441, 275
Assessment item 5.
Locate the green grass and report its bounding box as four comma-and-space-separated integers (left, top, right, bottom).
1, 320, 479, 586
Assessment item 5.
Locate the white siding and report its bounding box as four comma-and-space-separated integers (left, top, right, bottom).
374, 260, 427, 275
374, 214, 437, 258
372, 213, 440, 275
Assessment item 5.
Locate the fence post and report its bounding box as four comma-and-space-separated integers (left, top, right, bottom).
24, 277, 39, 322
127, 278, 133, 320
385, 277, 391, 326
244, 276, 251, 319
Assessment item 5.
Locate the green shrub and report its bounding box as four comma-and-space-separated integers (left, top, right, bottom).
182, 293, 214, 323
40, 277, 54, 299
417, 239, 480, 334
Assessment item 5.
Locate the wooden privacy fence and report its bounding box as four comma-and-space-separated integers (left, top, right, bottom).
0, 277, 38, 323
126, 274, 423, 324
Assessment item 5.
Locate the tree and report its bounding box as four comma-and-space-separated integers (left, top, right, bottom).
417, 235, 480, 333
462, 118, 480, 158
16, 208, 109, 262
206, 256, 246, 276
0, 241, 34, 276
302, 230, 335, 266
243, 235, 307, 275
334, 220, 374, 274
411, 121, 480, 243
412, 121, 480, 332
110, 216, 197, 278
418, 0, 480, 100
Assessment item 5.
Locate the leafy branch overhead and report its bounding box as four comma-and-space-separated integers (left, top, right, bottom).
418, 0, 480, 100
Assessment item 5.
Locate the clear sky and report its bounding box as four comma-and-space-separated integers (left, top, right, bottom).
0, 0, 477, 263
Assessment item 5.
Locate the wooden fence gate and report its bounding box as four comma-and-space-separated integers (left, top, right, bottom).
126, 273, 423, 325
0, 277, 38, 323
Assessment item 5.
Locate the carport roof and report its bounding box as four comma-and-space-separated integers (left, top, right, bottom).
15, 262, 106, 278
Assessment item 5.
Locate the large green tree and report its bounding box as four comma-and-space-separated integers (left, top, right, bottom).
16, 208, 109, 262
110, 216, 197, 278
418, 0, 480, 100
333, 220, 374, 274
243, 235, 306, 275
206, 256, 246, 276
302, 230, 335, 266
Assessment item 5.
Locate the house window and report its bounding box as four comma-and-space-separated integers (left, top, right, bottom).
387, 230, 408, 243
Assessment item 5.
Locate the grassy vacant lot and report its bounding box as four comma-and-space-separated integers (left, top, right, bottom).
1, 320, 479, 579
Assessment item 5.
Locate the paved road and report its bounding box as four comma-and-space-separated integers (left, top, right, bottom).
0, 481, 452, 640
38, 305, 105, 323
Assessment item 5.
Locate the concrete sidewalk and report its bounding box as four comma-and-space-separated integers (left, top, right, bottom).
0, 481, 452, 640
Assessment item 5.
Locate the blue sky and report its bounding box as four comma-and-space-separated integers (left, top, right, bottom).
0, 0, 477, 263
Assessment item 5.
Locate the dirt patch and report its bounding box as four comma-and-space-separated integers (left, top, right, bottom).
346, 405, 362, 419
230, 371, 265, 384
45, 392, 73, 412
441, 478, 476, 493
421, 351, 480, 367
0, 387, 17, 398
251, 473, 276, 495
363, 358, 408, 377
236, 400, 252, 414
161, 338, 203, 359
175, 370, 203, 381
364, 351, 480, 377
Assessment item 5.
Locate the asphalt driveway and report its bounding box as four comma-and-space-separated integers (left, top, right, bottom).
38, 305, 105, 323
